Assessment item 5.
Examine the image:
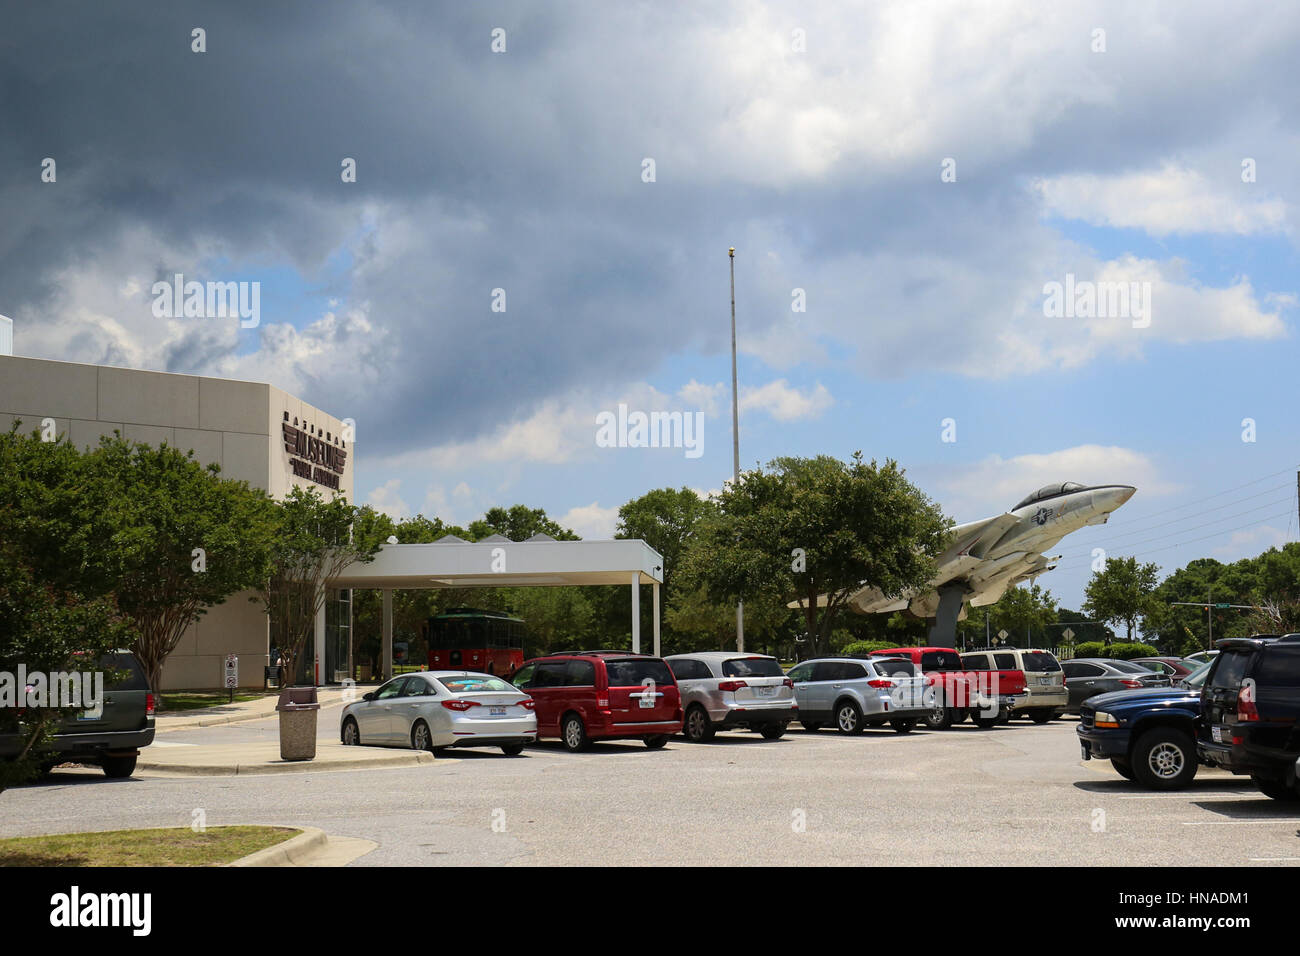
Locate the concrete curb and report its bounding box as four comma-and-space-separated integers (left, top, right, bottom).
138, 750, 438, 776
228, 827, 324, 867
155, 709, 280, 733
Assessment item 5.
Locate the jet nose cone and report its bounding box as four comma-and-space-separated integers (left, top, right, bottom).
1095, 485, 1136, 511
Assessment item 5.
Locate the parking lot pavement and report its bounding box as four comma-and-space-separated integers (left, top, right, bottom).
5, 719, 1300, 866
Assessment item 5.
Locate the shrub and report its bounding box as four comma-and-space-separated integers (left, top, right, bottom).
840, 640, 902, 658
1071, 640, 1158, 660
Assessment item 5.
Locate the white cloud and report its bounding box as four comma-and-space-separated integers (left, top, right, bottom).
1035, 164, 1289, 237
741, 379, 833, 421
929, 444, 1174, 520
1212, 524, 1290, 560
557, 501, 621, 540
365, 479, 410, 520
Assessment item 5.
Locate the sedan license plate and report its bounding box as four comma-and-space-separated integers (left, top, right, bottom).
490, 706, 506, 716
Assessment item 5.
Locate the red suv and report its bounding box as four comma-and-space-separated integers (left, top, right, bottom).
510, 652, 683, 752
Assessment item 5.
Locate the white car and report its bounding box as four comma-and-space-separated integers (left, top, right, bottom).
340, 671, 537, 756
1182, 650, 1220, 666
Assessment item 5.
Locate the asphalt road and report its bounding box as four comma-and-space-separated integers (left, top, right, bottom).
4, 717, 1299, 866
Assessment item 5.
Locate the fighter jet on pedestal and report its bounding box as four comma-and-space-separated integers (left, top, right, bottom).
792, 482, 1136, 645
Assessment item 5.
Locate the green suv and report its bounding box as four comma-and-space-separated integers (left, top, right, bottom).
0, 651, 156, 778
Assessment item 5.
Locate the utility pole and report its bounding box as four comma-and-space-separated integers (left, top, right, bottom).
729, 246, 744, 652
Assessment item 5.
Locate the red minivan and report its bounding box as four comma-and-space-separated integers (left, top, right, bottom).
510, 652, 683, 752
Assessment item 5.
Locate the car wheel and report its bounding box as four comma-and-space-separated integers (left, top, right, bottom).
341, 717, 360, 746
1030, 710, 1054, 724
760, 723, 786, 740
1131, 727, 1197, 790
561, 713, 590, 752
1251, 775, 1300, 801
801, 721, 823, 732
970, 709, 1000, 728
921, 704, 952, 730
500, 743, 525, 756
644, 735, 669, 749
1111, 758, 1135, 780
891, 719, 916, 734
835, 699, 864, 735
101, 754, 137, 779
683, 705, 715, 742
411, 720, 434, 753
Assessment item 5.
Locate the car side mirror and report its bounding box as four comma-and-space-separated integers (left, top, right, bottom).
362, 691, 375, 701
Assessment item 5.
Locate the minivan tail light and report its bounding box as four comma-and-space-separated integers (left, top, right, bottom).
717, 680, 748, 692
1237, 683, 1259, 722
146, 693, 155, 717
442, 699, 482, 712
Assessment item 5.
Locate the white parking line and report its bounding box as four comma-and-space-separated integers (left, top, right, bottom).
1118, 792, 1254, 799
1181, 819, 1300, 825
1249, 857, 1300, 861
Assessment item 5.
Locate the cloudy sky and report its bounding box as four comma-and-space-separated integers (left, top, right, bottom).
4, 1, 1299, 611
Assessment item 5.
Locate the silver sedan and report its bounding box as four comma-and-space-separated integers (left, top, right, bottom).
340, 671, 537, 756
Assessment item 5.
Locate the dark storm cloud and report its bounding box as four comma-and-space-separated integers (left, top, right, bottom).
2, 2, 1297, 455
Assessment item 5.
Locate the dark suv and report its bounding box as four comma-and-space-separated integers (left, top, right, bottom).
511, 652, 683, 752
1197, 634, 1300, 801
0, 651, 156, 778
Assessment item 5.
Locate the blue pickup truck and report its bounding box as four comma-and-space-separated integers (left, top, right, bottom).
1076, 661, 1210, 790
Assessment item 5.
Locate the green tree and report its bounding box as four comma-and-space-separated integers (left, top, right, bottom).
260, 487, 383, 687
680, 454, 950, 658
468, 505, 578, 542
1083, 556, 1161, 643
81, 436, 280, 701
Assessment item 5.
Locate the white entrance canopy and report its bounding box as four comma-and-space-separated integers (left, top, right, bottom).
325, 536, 666, 681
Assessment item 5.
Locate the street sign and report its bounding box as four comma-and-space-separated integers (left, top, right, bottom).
997, 629, 1009, 644
223, 655, 238, 695
1062, 628, 1074, 642
1214, 603, 1230, 609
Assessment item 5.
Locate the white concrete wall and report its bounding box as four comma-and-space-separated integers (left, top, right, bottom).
0, 356, 353, 690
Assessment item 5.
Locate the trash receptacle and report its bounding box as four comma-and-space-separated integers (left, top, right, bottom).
276, 686, 320, 761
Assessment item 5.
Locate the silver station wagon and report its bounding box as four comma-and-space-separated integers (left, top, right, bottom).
340, 671, 537, 756
665, 652, 798, 742
788, 657, 930, 734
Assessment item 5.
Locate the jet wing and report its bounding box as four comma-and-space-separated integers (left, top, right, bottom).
938, 513, 1020, 563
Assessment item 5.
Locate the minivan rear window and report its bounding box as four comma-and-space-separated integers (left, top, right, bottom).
1210, 650, 1252, 689
1021, 652, 1059, 672
605, 659, 675, 687
722, 657, 783, 678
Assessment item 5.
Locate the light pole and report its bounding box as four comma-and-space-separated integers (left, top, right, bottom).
729, 246, 744, 652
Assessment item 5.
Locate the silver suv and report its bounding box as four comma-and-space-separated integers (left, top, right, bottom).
665, 653, 797, 742
787, 657, 930, 734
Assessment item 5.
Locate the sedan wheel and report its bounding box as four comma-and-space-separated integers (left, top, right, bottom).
411, 721, 434, 752
341, 718, 360, 746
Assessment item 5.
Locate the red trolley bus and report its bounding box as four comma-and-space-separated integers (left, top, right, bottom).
424, 607, 525, 677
